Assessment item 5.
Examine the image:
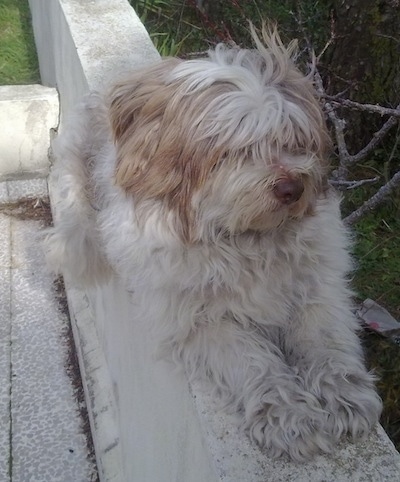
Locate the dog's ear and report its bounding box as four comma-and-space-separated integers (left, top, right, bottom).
109, 59, 184, 200
109, 61, 176, 146
108, 60, 222, 242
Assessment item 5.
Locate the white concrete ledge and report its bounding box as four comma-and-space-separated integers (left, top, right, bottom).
29, 1, 400, 481
0, 85, 59, 180
29, 0, 159, 122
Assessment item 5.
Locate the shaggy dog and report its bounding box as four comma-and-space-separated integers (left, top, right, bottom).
45, 26, 382, 461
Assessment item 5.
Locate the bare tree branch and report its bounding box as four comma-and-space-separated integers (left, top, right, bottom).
315, 67, 400, 176
343, 170, 400, 226
313, 69, 351, 177
322, 96, 400, 118
346, 112, 400, 165
293, 8, 399, 225
315, 13, 336, 63
329, 177, 380, 190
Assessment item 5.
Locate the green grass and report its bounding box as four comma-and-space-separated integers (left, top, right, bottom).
343, 151, 400, 320
130, 0, 332, 57
0, 0, 40, 85
350, 202, 400, 448
353, 211, 400, 318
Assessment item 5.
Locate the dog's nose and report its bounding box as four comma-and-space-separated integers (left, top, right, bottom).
273, 178, 304, 205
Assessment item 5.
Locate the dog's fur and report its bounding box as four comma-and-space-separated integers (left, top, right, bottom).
45, 26, 382, 461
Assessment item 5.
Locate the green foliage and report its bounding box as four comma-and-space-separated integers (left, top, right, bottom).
341, 164, 399, 451
343, 145, 400, 318
0, 0, 40, 84
352, 208, 400, 317
131, 0, 204, 56
133, 0, 170, 17
130, 0, 332, 56
361, 330, 400, 450
150, 33, 182, 57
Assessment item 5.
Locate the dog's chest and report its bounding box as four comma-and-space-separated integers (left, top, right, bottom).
170, 235, 313, 327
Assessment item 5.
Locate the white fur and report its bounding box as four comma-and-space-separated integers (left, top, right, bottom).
45, 34, 382, 462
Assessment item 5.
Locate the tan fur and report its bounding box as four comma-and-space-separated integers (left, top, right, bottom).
109, 26, 330, 242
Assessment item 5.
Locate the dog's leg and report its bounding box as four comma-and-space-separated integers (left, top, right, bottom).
284, 289, 382, 445
44, 94, 111, 285
278, 196, 382, 445
176, 320, 334, 461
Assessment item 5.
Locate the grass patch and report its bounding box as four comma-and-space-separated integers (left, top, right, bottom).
362, 331, 400, 447
0, 0, 40, 85
351, 203, 400, 449
353, 210, 400, 319
130, 0, 333, 57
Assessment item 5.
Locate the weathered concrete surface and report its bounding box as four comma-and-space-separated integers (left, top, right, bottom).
0, 178, 97, 482
87, 278, 400, 482
0, 85, 59, 180
29, 0, 159, 122
28, 1, 159, 479
30, 1, 400, 481
62, 283, 123, 482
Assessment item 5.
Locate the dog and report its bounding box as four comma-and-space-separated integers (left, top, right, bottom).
45, 25, 382, 461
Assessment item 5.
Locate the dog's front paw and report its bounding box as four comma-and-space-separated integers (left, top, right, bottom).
304, 365, 382, 442
325, 373, 382, 442
246, 399, 332, 461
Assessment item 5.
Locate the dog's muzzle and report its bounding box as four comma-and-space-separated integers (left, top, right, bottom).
273, 178, 304, 205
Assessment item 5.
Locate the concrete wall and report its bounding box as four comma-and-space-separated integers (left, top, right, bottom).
29, 1, 400, 481
0, 85, 58, 180
29, 0, 159, 121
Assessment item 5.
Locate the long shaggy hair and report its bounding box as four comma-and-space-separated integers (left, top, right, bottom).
45, 25, 382, 461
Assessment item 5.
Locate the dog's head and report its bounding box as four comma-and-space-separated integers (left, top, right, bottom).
109, 25, 330, 243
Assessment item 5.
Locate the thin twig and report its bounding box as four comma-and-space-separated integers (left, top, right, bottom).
343, 170, 400, 226
290, 9, 400, 224
347, 110, 400, 165
329, 176, 380, 190
316, 12, 336, 63
180, 50, 209, 58
313, 69, 351, 175
323, 96, 400, 118
384, 124, 400, 181
316, 71, 400, 171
